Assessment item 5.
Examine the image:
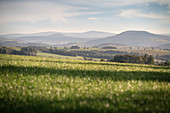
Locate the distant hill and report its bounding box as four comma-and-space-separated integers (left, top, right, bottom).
94, 43, 127, 48
0, 31, 113, 45
0, 30, 114, 39
1, 30, 170, 48
16, 33, 94, 45
0, 31, 59, 39
64, 31, 115, 38
0, 37, 12, 41
156, 43, 170, 49
57, 42, 87, 47
161, 34, 170, 36
86, 31, 170, 48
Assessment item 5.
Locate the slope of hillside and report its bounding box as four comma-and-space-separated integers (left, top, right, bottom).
95, 43, 127, 48
16, 34, 94, 44
0, 31, 114, 40
0, 31, 113, 45
65, 30, 115, 38
1, 30, 170, 48
0, 37, 12, 41
86, 31, 170, 48
0, 32, 59, 39
156, 43, 170, 49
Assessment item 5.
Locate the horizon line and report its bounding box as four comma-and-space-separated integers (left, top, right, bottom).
0, 29, 169, 35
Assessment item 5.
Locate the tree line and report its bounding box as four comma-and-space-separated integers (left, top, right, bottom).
110, 54, 154, 64
0, 47, 37, 56
0, 46, 156, 65
38, 47, 77, 57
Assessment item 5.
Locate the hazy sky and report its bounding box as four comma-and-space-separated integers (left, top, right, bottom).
0, 0, 170, 34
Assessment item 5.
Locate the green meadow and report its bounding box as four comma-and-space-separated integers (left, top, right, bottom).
0, 54, 170, 113
37, 51, 84, 60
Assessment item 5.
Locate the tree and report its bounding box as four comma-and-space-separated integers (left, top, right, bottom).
102, 46, 117, 49
83, 56, 87, 60
159, 61, 170, 66
54, 47, 57, 50
143, 54, 148, 64
21, 47, 37, 53
110, 54, 153, 64
148, 55, 154, 64
70, 46, 80, 49
64, 47, 68, 49
100, 58, 105, 62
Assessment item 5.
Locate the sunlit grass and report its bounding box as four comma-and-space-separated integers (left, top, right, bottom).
37, 51, 84, 60
0, 54, 170, 113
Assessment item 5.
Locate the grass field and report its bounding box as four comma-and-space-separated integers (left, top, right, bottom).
115, 49, 170, 56
72, 48, 170, 56
37, 51, 102, 61
37, 51, 84, 60
0, 54, 170, 113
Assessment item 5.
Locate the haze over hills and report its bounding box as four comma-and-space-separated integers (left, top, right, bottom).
0, 31, 114, 39
0, 31, 114, 45
161, 34, 170, 36
156, 44, 170, 49
0, 31, 59, 39
16, 34, 92, 45
0, 30, 170, 49
86, 31, 170, 48
0, 37, 12, 41
94, 43, 127, 48
64, 31, 115, 38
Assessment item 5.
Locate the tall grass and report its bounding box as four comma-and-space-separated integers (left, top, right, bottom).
0, 54, 170, 113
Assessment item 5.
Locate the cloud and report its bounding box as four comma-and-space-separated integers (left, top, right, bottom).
0, 1, 102, 24
158, 19, 170, 24
119, 9, 170, 19
88, 17, 100, 20
1, 0, 169, 24
0, 1, 70, 23
0, 0, 170, 34
59, 0, 170, 8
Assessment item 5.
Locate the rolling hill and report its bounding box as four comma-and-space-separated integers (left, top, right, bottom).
1, 30, 170, 49
156, 43, 170, 49
0, 31, 59, 39
64, 30, 115, 38
94, 43, 127, 48
0, 31, 114, 45
86, 31, 170, 48
0, 37, 12, 42
16, 33, 94, 45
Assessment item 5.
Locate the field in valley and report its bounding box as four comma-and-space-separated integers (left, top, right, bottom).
37, 51, 84, 60
0, 54, 170, 113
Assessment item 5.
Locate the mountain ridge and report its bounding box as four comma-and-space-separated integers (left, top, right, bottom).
1, 30, 170, 49
85, 30, 170, 48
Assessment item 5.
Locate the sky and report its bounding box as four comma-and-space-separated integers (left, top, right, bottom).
0, 0, 170, 34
